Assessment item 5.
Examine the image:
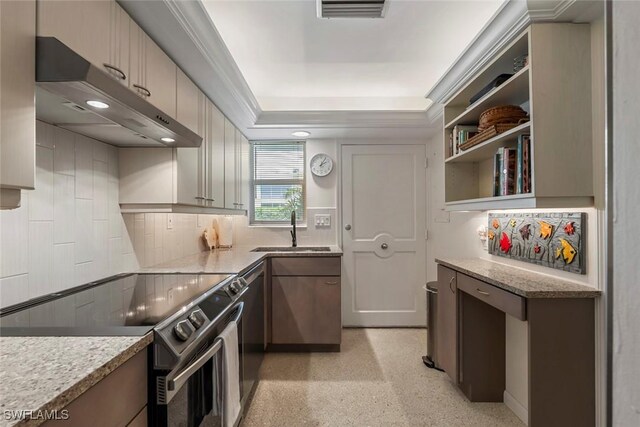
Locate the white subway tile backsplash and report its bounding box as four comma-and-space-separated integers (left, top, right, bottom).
108, 179, 121, 238
93, 140, 109, 163
28, 221, 53, 299
74, 198, 93, 264
53, 173, 75, 244
144, 213, 155, 235
93, 160, 108, 220
53, 127, 75, 176
1, 123, 145, 308
108, 238, 123, 273
30, 146, 54, 221
74, 261, 94, 287
75, 137, 94, 199
0, 274, 29, 308
107, 146, 118, 181
93, 220, 109, 279
144, 233, 155, 267
53, 243, 74, 291
122, 215, 135, 255
36, 120, 54, 149
0, 194, 29, 278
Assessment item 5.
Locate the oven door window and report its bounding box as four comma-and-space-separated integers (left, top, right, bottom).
167, 351, 223, 427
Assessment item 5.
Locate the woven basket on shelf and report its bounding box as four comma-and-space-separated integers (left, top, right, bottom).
478, 105, 528, 131
459, 121, 528, 151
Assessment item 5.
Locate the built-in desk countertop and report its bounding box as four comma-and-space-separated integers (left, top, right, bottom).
435, 258, 601, 299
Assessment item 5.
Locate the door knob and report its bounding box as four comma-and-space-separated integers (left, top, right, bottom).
381, 243, 388, 250
344, 224, 352, 231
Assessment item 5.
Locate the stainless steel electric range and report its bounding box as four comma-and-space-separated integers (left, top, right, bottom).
0, 264, 266, 427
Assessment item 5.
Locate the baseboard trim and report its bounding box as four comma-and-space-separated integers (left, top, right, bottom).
504, 390, 528, 425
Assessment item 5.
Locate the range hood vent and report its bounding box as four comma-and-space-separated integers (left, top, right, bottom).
317, 0, 387, 18
36, 37, 202, 148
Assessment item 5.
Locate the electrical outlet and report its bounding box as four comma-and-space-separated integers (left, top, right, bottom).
167, 214, 175, 230
314, 214, 331, 227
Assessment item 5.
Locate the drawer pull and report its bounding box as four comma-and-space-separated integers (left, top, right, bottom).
133, 84, 151, 97
325, 281, 338, 285
476, 288, 490, 296
103, 63, 126, 80
195, 196, 205, 200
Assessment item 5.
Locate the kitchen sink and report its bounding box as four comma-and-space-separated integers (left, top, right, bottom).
251, 246, 332, 252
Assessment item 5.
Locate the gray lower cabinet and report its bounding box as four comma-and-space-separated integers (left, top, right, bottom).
270, 257, 342, 349
43, 347, 148, 426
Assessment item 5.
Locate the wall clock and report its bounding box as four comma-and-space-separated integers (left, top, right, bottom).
310, 153, 334, 177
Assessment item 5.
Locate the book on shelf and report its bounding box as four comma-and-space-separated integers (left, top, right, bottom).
502, 147, 516, 196
492, 134, 531, 197
452, 125, 479, 155
493, 150, 502, 197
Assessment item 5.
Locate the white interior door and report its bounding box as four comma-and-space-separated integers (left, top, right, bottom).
342, 144, 426, 326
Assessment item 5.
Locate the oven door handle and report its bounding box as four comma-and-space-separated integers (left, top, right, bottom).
167, 302, 244, 392
168, 338, 222, 392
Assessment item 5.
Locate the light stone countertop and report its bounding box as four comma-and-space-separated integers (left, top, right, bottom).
140, 245, 343, 275
0, 334, 152, 427
436, 258, 601, 298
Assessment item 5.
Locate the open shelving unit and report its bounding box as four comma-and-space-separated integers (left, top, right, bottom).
443, 24, 594, 211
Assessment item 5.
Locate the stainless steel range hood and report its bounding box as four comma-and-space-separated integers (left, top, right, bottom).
35, 37, 202, 148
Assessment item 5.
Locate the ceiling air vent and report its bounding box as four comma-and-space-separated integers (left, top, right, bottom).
317, 0, 388, 18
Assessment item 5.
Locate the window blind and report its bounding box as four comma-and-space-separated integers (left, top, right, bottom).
250, 142, 305, 223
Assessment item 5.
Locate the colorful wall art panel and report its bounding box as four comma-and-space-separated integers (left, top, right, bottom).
487, 212, 586, 274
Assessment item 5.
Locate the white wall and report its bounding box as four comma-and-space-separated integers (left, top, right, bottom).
612, 2, 640, 426
0, 121, 138, 308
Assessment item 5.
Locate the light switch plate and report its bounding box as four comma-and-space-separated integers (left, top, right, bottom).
314, 214, 331, 227
167, 214, 175, 229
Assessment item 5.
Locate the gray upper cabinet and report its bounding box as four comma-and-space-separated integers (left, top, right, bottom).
224, 118, 237, 209
205, 100, 225, 208
176, 69, 201, 136
1, 0, 36, 209
38, 0, 130, 86
129, 21, 176, 117
175, 71, 204, 205
224, 119, 248, 210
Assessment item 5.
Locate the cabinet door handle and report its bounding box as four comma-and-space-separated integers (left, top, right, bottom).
476, 288, 490, 296
205, 198, 215, 202
448, 277, 455, 294
195, 197, 205, 200
325, 281, 338, 285
133, 84, 151, 97
103, 64, 126, 80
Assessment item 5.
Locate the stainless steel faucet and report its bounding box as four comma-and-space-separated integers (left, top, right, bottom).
290, 210, 297, 247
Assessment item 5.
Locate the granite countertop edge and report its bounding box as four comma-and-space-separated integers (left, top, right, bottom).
435, 258, 601, 299
139, 245, 343, 275
5, 334, 152, 427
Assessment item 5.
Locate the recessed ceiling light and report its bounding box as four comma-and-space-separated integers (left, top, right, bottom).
86, 100, 109, 109
161, 137, 176, 143
292, 131, 310, 137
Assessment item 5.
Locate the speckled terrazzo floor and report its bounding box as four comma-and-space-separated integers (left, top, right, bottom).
242, 329, 524, 427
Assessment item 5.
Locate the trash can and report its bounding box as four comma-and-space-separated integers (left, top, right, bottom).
422, 281, 443, 371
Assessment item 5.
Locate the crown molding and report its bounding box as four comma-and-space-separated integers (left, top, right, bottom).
254, 110, 431, 129
120, 0, 599, 140
424, 0, 601, 105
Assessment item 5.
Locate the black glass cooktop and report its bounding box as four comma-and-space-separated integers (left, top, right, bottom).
0, 273, 233, 336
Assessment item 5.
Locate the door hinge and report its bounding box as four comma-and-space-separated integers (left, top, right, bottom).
425, 230, 429, 240
425, 158, 428, 168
